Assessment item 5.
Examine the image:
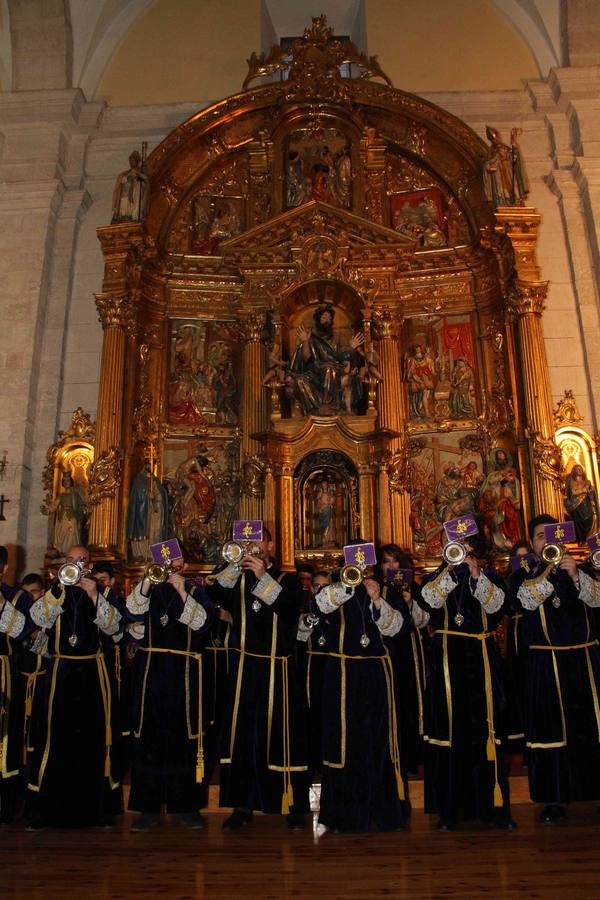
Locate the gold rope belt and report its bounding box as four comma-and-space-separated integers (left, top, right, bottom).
306, 648, 404, 801
1, 654, 20, 778
224, 646, 296, 813
529, 640, 599, 651
434, 629, 503, 808
136, 646, 204, 783
20, 661, 45, 764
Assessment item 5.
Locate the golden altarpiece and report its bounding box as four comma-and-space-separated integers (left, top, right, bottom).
43, 19, 600, 579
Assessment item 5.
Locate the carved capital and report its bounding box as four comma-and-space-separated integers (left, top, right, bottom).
95, 293, 137, 330
374, 310, 400, 341
240, 313, 265, 343
507, 281, 548, 318
88, 447, 123, 506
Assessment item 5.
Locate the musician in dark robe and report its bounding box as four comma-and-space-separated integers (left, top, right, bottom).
0, 547, 33, 823
313, 559, 409, 832
125, 550, 213, 830
17, 574, 49, 788
421, 531, 513, 830
376, 544, 429, 775
207, 526, 309, 830
26, 545, 123, 828
508, 514, 600, 823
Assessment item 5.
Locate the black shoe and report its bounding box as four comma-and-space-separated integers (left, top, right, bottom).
286, 813, 306, 830
539, 804, 566, 824
492, 816, 518, 831
437, 817, 455, 831
131, 812, 160, 832
25, 819, 47, 832
179, 812, 206, 830
222, 808, 253, 831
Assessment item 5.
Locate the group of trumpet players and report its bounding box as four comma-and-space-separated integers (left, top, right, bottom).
1, 508, 600, 833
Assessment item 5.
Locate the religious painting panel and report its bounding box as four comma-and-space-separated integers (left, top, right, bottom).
190, 194, 245, 254
167, 319, 240, 428
285, 128, 352, 210
403, 314, 478, 424
389, 188, 447, 248
294, 451, 359, 552
162, 438, 240, 564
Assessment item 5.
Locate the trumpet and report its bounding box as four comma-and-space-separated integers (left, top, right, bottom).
541, 542, 564, 567
339, 563, 375, 588
57, 559, 91, 586
442, 541, 468, 567
221, 540, 263, 564
588, 548, 600, 570
144, 561, 175, 585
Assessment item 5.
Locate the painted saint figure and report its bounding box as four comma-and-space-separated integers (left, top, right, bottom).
49, 472, 85, 558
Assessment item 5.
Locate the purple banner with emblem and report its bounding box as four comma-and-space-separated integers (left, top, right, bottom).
443, 514, 478, 542
386, 568, 413, 586
509, 552, 537, 574
232, 520, 263, 542
150, 538, 183, 564
343, 542, 377, 567
587, 532, 600, 551
543, 521, 576, 544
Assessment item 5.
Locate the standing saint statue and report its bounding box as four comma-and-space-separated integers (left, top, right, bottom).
111, 149, 148, 223
564, 464, 598, 543
126, 462, 169, 560
314, 479, 337, 547
49, 471, 85, 557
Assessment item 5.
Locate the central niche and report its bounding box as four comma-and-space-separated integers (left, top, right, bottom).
294, 451, 359, 551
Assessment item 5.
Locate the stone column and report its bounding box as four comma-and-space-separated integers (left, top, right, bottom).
239, 313, 267, 520
87, 294, 136, 553
376, 312, 412, 548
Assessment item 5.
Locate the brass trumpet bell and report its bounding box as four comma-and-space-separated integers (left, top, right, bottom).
339, 563, 375, 588
221, 541, 263, 564
590, 548, 600, 570
144, 562, 172, 585
541, 542, 564, 566
443, 541, 467, 566
57, 560, 88, 586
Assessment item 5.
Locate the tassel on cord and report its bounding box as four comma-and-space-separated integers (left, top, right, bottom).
494, 782, 504, 808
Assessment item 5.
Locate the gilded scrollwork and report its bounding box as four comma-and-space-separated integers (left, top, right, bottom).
553, 389, 584, 427
240, 454, 266, 498
530, 431, 563, 490
87, 447, 123, 506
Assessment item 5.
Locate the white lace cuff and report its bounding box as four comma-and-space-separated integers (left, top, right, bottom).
178, 594, 208, 631
216, 563, 241, 588
296, 614, 312, 643
126, 621, 145, 642
316, 583, 352, 614
373, 599, 403, 637
30, 630, 49, 656
517, 574, 554, 611
30, 588, 64, 629
473, 572, 504, 614
579, 570, 600, 608
0, 600, 26, 638
94, 593, 122, 636
422, 569, 455, 609
251, 572, 282, 606
126, 581, 151, 615
411, 603, 430, 629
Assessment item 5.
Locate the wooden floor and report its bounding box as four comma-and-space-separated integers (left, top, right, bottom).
2, 780, 600, 899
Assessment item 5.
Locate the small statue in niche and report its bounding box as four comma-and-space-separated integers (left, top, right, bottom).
333, 144, 352, 207
49, 471, 86, 558
313, 478, 337, 547
484, 126, 529, 207
111, 149, 148, 223
448, 357, 476, 418
564, 464, 598, 543
286, 151, 308, 208
262, 341, 288, 387
404, 344, 436, 419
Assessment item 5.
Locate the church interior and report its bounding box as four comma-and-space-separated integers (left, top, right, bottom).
2, 1, 600, 897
